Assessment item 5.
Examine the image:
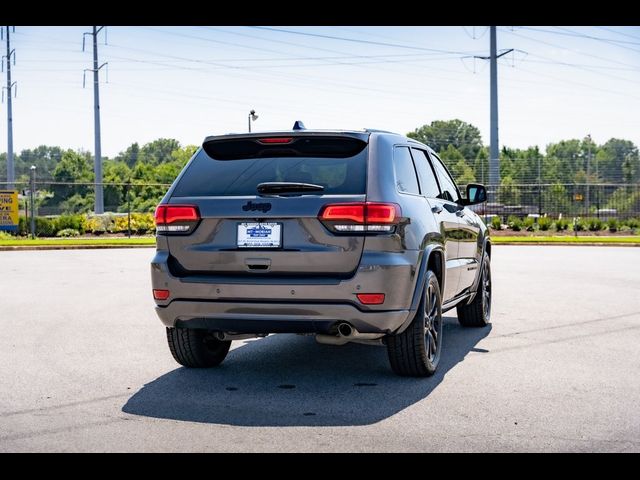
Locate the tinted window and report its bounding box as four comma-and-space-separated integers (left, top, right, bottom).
172, 146, 367, 197
410, 148, 441, 198
430, 153, 461, 203
393, 147, 420, 195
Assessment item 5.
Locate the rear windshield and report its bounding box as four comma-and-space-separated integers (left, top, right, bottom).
172, 136, 368, 197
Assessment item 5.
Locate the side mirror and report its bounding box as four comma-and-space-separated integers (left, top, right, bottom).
465, 183, 487, 205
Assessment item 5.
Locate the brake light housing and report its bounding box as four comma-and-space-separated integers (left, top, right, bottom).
155, 204, 201, 235
318, 202, 401, 234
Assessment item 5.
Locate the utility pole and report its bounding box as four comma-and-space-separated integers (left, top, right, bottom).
83, 26, 107, 214
538, 152, 542, 216
29, 165, 35, 239
474, 27, 513, 201
2, 26, 17, 189
585, 134, 591, 215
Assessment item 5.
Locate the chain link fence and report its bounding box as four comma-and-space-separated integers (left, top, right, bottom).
2, 180, 640, 237
472, 183, 640, 221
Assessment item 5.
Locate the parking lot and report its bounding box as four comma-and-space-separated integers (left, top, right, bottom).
1, 246, 639, 452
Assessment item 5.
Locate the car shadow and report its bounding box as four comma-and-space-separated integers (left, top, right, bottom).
122, 317, 491, 426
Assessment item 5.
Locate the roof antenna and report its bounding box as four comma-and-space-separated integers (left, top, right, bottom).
292, 120, 306, 130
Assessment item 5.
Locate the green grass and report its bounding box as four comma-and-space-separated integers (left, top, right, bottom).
493, 236, 640, 244
2, 235, 639, 248
0, 237, 156, 247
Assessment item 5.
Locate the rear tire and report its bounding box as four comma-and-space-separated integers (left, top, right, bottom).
387, 271, 443, 377
166, 327, 231, 368
457, 254, 491, 327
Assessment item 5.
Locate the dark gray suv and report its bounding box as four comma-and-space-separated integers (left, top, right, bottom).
151, 126, 491, 377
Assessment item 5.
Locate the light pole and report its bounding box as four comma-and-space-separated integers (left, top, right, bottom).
248, 109, 258, 132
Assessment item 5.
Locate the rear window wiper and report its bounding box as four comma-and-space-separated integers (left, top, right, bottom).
257, 182, 325, 194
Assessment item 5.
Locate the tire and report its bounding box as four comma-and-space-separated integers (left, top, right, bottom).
387, 270, 443, 377
166, 327, 231, 368
457, 254, 491, 327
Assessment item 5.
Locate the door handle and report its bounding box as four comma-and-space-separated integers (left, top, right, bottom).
431, 204, 443, 214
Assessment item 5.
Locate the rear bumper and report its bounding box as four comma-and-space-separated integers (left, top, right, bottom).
151, 249, 420, 334
155, 300, 410, 334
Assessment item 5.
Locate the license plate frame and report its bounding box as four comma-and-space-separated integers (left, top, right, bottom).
237, 222, 282, 248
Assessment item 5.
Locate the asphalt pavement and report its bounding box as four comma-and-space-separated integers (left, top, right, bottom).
1, 246, 639, 452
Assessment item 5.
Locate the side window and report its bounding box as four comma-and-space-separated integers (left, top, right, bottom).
393, 146, 420, 195
410, 148, 441, 198
430, 153, 461, 203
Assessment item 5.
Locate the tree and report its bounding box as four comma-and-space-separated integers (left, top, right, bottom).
439, 145, 475, 185
474, 147, 489, 185
407, 119, 483, 161
115, 143, 140, 168
48, 150, 95, 213
597, 139, 638, 182
137, 138, 181, 165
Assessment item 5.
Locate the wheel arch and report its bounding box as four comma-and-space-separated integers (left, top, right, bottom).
395, 244, 445, 335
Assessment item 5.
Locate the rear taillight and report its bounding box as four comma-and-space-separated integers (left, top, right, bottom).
318, 202, 401, 234
154, 204, 201, 235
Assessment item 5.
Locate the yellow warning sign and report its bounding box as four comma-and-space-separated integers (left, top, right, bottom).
0, 190, 19, 231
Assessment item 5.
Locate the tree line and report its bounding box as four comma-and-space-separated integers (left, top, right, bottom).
0, 119, 638, 214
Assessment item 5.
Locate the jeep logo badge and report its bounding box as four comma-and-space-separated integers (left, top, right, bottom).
242, 201, 272, 213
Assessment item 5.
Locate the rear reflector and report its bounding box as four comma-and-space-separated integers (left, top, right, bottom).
258, 137, 293, 144
153, 289, 170, 300
155, 205, 200, 234
357, 293, 385, 305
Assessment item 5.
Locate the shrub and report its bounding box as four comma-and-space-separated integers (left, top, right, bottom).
523, 217, 537, 232
131, 212, 155, 234
0, 231, 16, 240
624, 218, 639, 229
111, 213, 154, 234
573, 218, 587, 232
490, 216, 502, 230
538, 217, 552, 231
555, 218, 570, 231
586, 217, 604, 232
55, 214, 86, 234
507, 215, 522, 231
56, 228, 80, 237
85, 214, 114, 235
607, 218, 619, 232
35, 217, 56, 237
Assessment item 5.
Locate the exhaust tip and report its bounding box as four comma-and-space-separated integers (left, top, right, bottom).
337, 323, 353, 337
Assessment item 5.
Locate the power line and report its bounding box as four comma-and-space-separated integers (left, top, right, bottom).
595, 26, 640, 42
500, 28, 640, 70
553, 26, 640, 54
522, 52, 640, 86
248, 26, 482, 56
519, 26, 640, 47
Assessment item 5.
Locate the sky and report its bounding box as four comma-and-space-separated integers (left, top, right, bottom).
1, 25, 639, 160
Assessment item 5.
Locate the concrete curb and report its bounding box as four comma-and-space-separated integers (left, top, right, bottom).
2, 242, 638, 251
493, 242, 640, 247
0, 245, 155, 251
